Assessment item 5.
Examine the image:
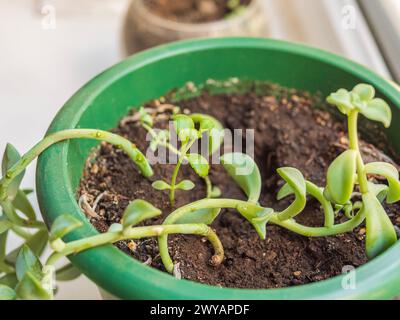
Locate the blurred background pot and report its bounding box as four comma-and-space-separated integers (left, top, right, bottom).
123, 0, 267, 54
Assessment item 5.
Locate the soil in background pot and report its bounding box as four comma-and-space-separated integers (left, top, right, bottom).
78, 80, 400, 289
144, 0, 253, 23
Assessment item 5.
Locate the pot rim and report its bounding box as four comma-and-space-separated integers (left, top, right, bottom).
36, 37, 400, 300
127, 0, 262, 32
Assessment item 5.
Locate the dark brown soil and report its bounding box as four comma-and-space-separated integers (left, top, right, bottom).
144, 0, 252, 23
78, 81, 400, 289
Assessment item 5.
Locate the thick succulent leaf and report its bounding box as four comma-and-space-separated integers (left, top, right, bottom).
12, 189, 36, 220
220, 153, 261, 203
15, 245, 43, 281
187, 153, 209, 177
277, 182, 294, 201
15, 271, 52, 300
0, 284, 16, 300
363, 192, 397, 259
175, 208, 221, 225
189, 114, 224, 154
326, 89, 354, 115
6, 230, 49, 264
0, 219, 12, 234
152, 180, 171, 191
56, 263, 82, 281
365, 162, 400, 204
361, 98, 392, 128
176, 180, 195, 191
368, 182, 389, 203
1, 143, 24, 200
50, 214, 83, 242
352, 83, 375, 101
326, 150, 357, 205
122, 199, 161, 229
276, 168, 306, 221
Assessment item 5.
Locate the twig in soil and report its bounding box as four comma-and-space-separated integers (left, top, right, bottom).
78, 194, 99, 218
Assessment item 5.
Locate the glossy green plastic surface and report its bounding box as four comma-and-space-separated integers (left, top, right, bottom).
36, 38, 400, 300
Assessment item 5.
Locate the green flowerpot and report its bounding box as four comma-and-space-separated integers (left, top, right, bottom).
36, 38, 400, 300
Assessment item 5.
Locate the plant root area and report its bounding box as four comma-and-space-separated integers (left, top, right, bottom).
78, 81, 400, 289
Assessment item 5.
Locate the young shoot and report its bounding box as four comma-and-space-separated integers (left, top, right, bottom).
144, 110, 223, 206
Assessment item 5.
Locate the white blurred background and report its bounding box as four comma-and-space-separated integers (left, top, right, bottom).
0, 0, 398, 299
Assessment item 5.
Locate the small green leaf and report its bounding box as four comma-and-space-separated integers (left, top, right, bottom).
175, 208, 221, 225
0, 219, 12, 234
173, 114, 195, 141
6, 230, 49, 265
56, 263, 82, 281
12, 189, 36, 220
363, 192, 397, 259
353, 83, 375, 101
152, 180, 171, 191
1, 143, 24, 200
15, 245, 43, 281
360, 98, 392, 128
326, 150, 357, 205
210, 186, 222, 198
187, 153, 209, 178
276, 167, 307, 221
277, 183, 294, 201
365, 162, 400, 204
189, 114, 224, 154
326, 89, 354, 115
108, 223, 123, 232
15, 271, 52, 300
122, 199, 161, 229
0, 284, 16, 300
220, 153, 261, 203
50, 214, 83, 242
176, 180, 195, 191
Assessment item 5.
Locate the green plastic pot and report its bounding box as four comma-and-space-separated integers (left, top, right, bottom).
36, 37, 400, 300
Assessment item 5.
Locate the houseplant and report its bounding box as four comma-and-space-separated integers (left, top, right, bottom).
123, 0, 266, 53
2, 38, 399, 299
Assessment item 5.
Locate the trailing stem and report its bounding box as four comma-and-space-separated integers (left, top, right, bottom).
46, 223, 224, 267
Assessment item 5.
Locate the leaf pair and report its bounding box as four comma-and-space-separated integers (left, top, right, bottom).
152, 180, 195, 192
13, 245, 53, 300
327, 84, 392, 128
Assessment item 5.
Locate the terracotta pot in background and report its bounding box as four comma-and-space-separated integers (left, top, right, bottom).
122, 0, 267, 54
